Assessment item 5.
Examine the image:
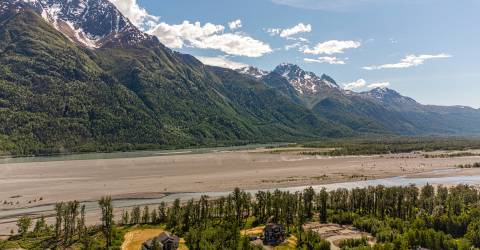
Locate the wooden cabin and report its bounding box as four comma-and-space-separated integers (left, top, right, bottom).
263, 223, 286, 246
142, 232, 180, 250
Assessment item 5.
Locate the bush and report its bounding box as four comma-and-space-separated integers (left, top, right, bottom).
339, 237, 368, 249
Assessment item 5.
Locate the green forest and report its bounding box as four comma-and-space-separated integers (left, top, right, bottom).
2, 10, 480, 158
3, 184, 480, 249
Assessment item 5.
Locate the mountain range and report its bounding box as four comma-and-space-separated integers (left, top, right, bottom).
1, 0, 479, 155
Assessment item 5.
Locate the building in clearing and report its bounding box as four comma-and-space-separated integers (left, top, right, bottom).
142, 232, 180, 250
263, 223, 286, 246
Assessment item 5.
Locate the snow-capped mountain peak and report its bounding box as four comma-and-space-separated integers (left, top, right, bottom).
0, 0, 155, 48
237, 66, 269, 79
365, 87, 400, 100
272, 63, 339, 95
360, 87, 419, 108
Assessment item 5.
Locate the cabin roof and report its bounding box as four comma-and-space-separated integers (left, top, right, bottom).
157, 231, 180, 243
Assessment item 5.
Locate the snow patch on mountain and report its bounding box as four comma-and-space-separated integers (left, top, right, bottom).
237, 66, 269, 79
273, 63, 339, 95
1, 0, 153, 48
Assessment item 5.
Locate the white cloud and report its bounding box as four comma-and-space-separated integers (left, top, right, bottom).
363, 53, 452, 70
280, 23, 312, 38
109, 0, 159, 29
297, 37, 309, 42
148, 21, 224, 49
196, 56, 248, 69
367, 82, 391, 89
285, 42, 302, 50
109, 0, 270, 57
304, 40, 361, 55
228, 19, 242, 30
148, 21, 272, 57
267, 28, 281, 36
192, 33, 273, 57
343, 79, 390, 90
267, 23, 312, 38
343, 79, 367, 90
304, 56, 346, 65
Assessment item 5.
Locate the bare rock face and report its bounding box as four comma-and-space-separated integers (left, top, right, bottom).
272, 63, 339, 95
236, 66, 269, 80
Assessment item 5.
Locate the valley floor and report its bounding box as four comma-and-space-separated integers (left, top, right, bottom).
1, 147, 480, 235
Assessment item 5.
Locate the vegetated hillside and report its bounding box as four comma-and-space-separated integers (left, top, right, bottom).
0, 10, 166, 155
2, 0, 480, 157
0, 10, 350, 156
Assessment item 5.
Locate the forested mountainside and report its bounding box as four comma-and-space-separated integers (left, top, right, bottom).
0, 0, 480, 156
0, 7, 348, 155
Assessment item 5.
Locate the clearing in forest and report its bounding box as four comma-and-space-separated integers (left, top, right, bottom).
121, 227, 187, 250
304, 223, 374, 250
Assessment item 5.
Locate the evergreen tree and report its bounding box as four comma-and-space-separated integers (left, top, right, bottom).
16, 216, 32, 238
142, 206, 150, 224
319, 188, 328, 223
99, 196, 114, 248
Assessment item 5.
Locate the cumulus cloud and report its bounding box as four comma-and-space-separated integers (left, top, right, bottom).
109, 0, 271, 57
266, 28, 281, 36
304, 40, 361, 55
196, 56, 248, 69
267, 23, 312, 38
148, 21, 272, 57
343, 79, 367, 90
304, 56, 346, 65
109, 0, 159, 29
363, 53, 452, 70
148, 21, 224, 48
343, 79, 390, 90
193, 33, 273, 57
367, 82, 391, 89
280, 23, 312, 38
285, 42, 302, 51
228, 19, 242, 30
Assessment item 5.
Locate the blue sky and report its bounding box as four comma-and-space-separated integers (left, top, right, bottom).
111, 0, 480, 108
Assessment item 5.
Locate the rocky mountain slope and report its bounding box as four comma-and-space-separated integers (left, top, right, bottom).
238, 64, 480, 136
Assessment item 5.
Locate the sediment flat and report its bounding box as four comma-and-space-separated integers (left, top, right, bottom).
1, 148, 480, 235
2, 148, 480, 209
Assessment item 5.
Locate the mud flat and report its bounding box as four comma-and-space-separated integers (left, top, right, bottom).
1, 147, 480, 234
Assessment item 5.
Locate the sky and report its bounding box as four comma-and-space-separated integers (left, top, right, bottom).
109, 0, 480, 108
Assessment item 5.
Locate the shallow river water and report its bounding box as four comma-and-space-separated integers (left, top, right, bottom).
1, 173, 479, 221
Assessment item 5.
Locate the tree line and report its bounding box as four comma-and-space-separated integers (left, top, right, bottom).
6, 184, 480, 249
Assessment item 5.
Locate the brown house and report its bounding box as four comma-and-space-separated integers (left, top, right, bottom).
142, 232, 180, 250
263, 223, 286, 246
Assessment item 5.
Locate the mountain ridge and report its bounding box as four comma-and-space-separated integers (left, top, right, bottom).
236, 63, 480, 135
1, 0, 480, 156
0, 7, 351, 155
0, 0, 157, 48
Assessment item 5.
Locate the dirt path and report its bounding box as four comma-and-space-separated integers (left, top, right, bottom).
122, 228, 164, 250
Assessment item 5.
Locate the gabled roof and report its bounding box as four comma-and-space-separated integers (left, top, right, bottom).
157, 232, 180, 243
